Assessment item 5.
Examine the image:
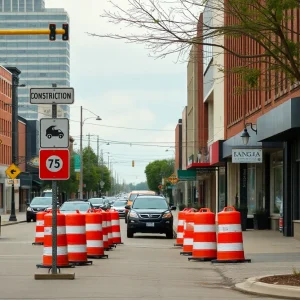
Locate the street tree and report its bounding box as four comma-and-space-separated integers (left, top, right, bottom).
57, 154, 79, 200
83, 146, 111, 195
89, 0, 300, 89
145, 159, 174, 192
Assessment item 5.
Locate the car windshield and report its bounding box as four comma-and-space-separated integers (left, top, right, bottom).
129, 194, 138, 200
132, 197, 168, 209
60, 202, 90, 212
89, 198, 104, 205
31, 197, 52, 206
42, 192, 52, 197
113, 201, 127, 207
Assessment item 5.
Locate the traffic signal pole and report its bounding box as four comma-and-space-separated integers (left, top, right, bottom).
0, 24, 69, 40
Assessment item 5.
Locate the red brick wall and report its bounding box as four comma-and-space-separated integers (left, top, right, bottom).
18, 120, 26, 172
0, 67, 12, 166
175, 124, 180, 171
197, 14, 208, 148
224, 7, 300, 139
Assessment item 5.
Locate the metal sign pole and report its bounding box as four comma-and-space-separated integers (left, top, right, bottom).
51, 103, 58, 274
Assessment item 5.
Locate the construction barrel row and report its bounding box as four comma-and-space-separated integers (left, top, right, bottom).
174, 206, 251, 263
33, 209, 123, 268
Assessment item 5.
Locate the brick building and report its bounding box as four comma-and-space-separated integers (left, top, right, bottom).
175, 2, 300, 237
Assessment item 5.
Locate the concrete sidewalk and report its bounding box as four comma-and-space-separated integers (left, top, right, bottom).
172, 210, 300, 298
1, 212, 26, 226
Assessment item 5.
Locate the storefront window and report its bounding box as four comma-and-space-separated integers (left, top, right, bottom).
219, 167, 226, 211
272, 151, 283, 214
247, 165, 256, 214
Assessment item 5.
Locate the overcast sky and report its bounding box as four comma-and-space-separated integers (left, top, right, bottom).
46, 0, 186, 185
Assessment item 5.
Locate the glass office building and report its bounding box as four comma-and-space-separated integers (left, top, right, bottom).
0, 0, 70, 119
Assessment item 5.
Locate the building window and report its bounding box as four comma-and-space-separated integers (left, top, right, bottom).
247, 164, 256, 214
271, 151, 283, 214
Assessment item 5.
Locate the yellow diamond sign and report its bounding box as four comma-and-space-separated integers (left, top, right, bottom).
168, 173, 178, 185
5, 163, 21, 179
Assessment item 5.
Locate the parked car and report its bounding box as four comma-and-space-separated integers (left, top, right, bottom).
111, 200, 128, 217
59, 200, 94, 214
41, 189, 52, 197
126, 195, 176, 239
88, 198, 110, 210
26, 197, 53, 222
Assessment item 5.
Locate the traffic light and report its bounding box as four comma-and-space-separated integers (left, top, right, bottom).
62, 24, 69, 41
49, 24, 56, 41
132, 160, 135, 167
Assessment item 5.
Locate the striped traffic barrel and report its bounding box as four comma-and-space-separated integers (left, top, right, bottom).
42, 212, 69, 267
180, 211, 195, 256
86, 213, 108, 259
188, 208, 216, 261
33, 211, 47, 245
110, 209, 122, 244
106, 211, 114, 247
174, 210, 186, 246
65, 213, 90, 265
100, 211, 109, 250
212, 206, 251, 263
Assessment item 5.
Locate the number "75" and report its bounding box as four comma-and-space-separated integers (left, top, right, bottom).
48, 158, 61, 168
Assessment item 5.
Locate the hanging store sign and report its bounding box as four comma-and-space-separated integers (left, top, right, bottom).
232, 148, 263, 163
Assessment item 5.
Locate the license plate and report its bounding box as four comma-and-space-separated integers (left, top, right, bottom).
146, 222, 155, 227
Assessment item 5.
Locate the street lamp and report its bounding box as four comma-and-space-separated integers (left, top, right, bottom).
79, 106, 101, 199
241, 123, 257, 145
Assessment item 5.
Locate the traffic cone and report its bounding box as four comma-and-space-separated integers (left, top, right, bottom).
212, 206, 251, 263
188, 208, 217, 261
180, 211, 195, 256
32, 211, 47, 245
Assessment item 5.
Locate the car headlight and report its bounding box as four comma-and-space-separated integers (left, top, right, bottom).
27, 207, 33, 212
162, 211, 172, 218
129, 211, 138, 218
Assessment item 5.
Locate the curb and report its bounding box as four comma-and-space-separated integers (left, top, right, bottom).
1, 220, 26, 227
235, 275, 300, 299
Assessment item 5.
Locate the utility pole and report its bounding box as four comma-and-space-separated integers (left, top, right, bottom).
79, 106, 83, 199
97, 136, 99, 165
88, 133, 91, 147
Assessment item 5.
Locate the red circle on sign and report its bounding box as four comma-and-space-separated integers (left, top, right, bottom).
39, 149, 70, 180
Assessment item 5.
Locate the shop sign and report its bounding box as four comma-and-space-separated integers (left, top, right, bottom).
177, 170, 196, 181
232, 148, 263, 163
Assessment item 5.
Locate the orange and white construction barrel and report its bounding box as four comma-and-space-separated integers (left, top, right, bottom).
174, 210, 185, 246
40, 212, 70, 268
32, 211, 47, 245
188, 208, 217, 261
86, 213, 108, 259
110, 209, 123, 244
65, 212, 92, 266
180, 211, 195, 256
212, 206, 251, 263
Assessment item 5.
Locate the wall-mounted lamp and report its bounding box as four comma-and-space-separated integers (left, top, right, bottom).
241, 123, 257, 145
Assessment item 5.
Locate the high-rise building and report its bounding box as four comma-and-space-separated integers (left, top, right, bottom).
0, 0, 70, 120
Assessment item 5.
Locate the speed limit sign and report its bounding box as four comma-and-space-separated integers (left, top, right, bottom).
39, 149, 70, 180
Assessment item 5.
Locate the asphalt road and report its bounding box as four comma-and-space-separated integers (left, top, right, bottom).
0, 219, 276, 300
